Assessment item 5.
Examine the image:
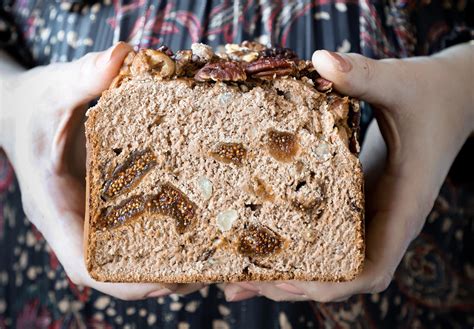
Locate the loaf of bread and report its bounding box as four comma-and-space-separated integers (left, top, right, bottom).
84, 42, 364, 283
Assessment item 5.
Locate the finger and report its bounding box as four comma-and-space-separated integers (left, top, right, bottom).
55, 42, 133, 107
224, 282, 308, 302
311, 50, 403, 108
87, 280, 178, 301
173, 283, 207, 296
248, 282, 309, 302
224, 284, 260, 302
50, 43, 132, 172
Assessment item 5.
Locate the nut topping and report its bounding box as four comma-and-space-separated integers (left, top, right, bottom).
102, 149, 157, 200
260, 46, 298, 60
224, 43, 260, 62
191, 43, 214, 62
315, 77, 333, 92
130, 49, 175, 78
245, 58, 296, 78
237, 225, 283, 257
195, 62, 247, 82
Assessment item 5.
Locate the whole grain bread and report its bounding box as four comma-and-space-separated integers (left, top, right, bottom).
84, 42, 364, 283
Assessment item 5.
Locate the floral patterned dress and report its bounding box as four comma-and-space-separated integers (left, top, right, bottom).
0, 0, 473, 328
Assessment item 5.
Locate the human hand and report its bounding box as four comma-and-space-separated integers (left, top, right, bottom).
0, 43, 205, 300
224, 43, 474, 302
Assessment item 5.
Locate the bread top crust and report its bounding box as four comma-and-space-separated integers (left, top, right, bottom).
109, 42, 336, 94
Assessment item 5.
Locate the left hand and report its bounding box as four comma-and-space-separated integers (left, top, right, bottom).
0, 43, 205, 300
223, 44, 474, 302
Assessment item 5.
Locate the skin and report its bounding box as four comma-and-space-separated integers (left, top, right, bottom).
0, 42, 472, 301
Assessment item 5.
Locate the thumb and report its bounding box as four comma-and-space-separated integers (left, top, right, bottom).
57, 42, 133, 107
312, 50, 402, 108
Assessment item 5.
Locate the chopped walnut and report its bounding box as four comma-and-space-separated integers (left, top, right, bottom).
224, 43, 261, 62
130, 49, 175, 78
191, 43, 214, 62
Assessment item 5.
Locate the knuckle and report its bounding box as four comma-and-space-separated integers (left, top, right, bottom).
360, 56, 376, 82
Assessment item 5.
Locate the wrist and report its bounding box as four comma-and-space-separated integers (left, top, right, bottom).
0, 51, 25, 154
432, 43, 474, 134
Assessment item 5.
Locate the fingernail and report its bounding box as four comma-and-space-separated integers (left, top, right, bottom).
324, 50, 352, 72
146, 288, 173, 298
97, 42, 128, 68
235, 282, 260, 292
276, 283, 305, 295
226, 290, 259, 302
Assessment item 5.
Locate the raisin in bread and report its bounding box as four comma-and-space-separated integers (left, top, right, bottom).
84, 42, 364, 283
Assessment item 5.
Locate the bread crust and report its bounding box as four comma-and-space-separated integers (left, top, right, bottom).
84, 43, 365, 283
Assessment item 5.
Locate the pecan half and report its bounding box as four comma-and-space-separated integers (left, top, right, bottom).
130, 49, 176, 78
245, 58, 296, 78
195, 61, 247, 82
315, 77, 333, 92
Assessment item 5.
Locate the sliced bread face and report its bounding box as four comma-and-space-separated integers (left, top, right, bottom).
85, 43, 364, 283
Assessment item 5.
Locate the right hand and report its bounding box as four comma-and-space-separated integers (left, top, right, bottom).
0, 43, 205, 300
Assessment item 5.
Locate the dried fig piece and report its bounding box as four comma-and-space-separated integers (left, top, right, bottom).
210, 142, 247, 166
266, 129, 299, 162
245, 58, 296, 78
146, 183, 197, 234
195, 62, 247, 82
100, 195, 146, 229
102, 149, 157, 200
237, 225, 283, 257
130, 49, 176, 78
